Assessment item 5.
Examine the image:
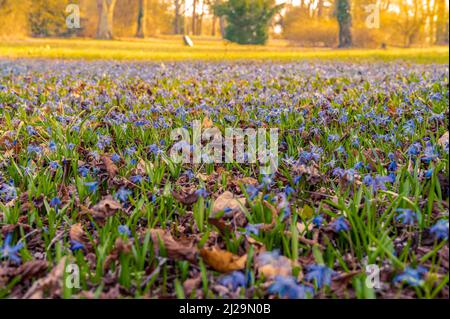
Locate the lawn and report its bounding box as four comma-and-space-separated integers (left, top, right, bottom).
0, 37, 448, 63
0, 41, 448, 300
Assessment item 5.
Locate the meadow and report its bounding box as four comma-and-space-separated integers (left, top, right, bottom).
0, 37, 449, 63
0, 42, 448, 299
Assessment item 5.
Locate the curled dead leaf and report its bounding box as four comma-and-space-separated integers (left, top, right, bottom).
172, 190, 199, 205
102, 155, 118, 178
438, 131, 449, 147
212, 191, 246, 217
255, 252, 292, 279
15, 260, 49, 281
69, 223, 85, 243
202, 116, 213, 128
23, 257, 66, 299
90, 195, 122, 220
199, 247, 247, 273
150, 229, 198, 263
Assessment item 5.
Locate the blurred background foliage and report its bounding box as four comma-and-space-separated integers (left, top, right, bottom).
0, 0, 448, 47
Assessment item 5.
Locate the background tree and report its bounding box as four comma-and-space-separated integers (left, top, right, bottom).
436, 0, 449, 45
215, 0, 283, 44
136, 0, 147, 37
97, 0, 118, 39
335, 0, 352, 47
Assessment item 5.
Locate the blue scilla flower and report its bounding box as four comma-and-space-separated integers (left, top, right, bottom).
84, 181, 98, 193
27, 145, 42, 155
245, 185, 260, 200
305, 264, 336, 289
0, 233, 24, 264
312, 214, 324, 227
425, 168, 433, 179
406, 142, 422, 157
284, 185, 295, 196
422, 143, 438, 163
49, 140, 57, 152
118, 225, 131, 237
268, 276, 314, 299
50, 197, 61, 208
244, 223, 263, 236
130, 175, 143, 184
0, 182, 17, 202
26, 125, 37, 135
330, 216, 349, 232
49, 161, 60, 170
70, 240, 84, 252
393, 266, 427, 287
395, 208, 417, 225
327, 134, 339, 142
78, 165, 90, 177
354, 161, 364, 170
429, 219, 448, 241
115, 187, 132, 202
219, 271, 247, 290
195, 188, 208, 198
111, 153, 121, 163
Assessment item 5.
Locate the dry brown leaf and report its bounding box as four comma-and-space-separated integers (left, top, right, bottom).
69, 223, 85, 243
172, 190, 199, 205
237, 177, 259, 186
183, 276, 201, 295
199, 247, 247, 273
102, 155, 118, 178
150, 229, 198, 263
256, 252, 292, 279
91, 195, 122, 220
438, 131, 449, 147
15, 260, 49, 281
212, 191, 246, 216
202, 116, 213, 128
23, 257, 66, 299
104, 237, 132, 269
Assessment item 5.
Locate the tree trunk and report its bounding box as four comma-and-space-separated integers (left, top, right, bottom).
336, 0, 352, 48
212, 15, 216, 36
317, 0, 323, 18
436, 0, 449, 44
136, 0, 147, 38
196, 0, 204, 35
96, 0, 117, 39
219, 16, 225, 38
192, 0, 197, 35
174, 0, 181, 34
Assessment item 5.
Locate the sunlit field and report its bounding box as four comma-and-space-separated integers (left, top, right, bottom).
0, 37, 448, 63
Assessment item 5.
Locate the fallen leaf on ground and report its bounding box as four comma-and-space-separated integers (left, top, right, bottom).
438, 131, 449, 147
23, 257, 66, 299
172, 190, 199, 205
90, 195, 122, 220
183, 276, 202, 295
212, 191, 246, 217
150, 229, 198, 263
202, 116, 213, 128
69, 223, 86, 243
255, 252, 292, 279
199, 247, 247, 273
102, 155, 118, 178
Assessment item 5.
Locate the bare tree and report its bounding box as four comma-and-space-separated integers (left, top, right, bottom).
336, 0, 352, 48
136, 0, 147, 38
97, 0, 118, 39
192, 0, 197, 35
436, 0, 449, 44
174, 0, 183, 34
